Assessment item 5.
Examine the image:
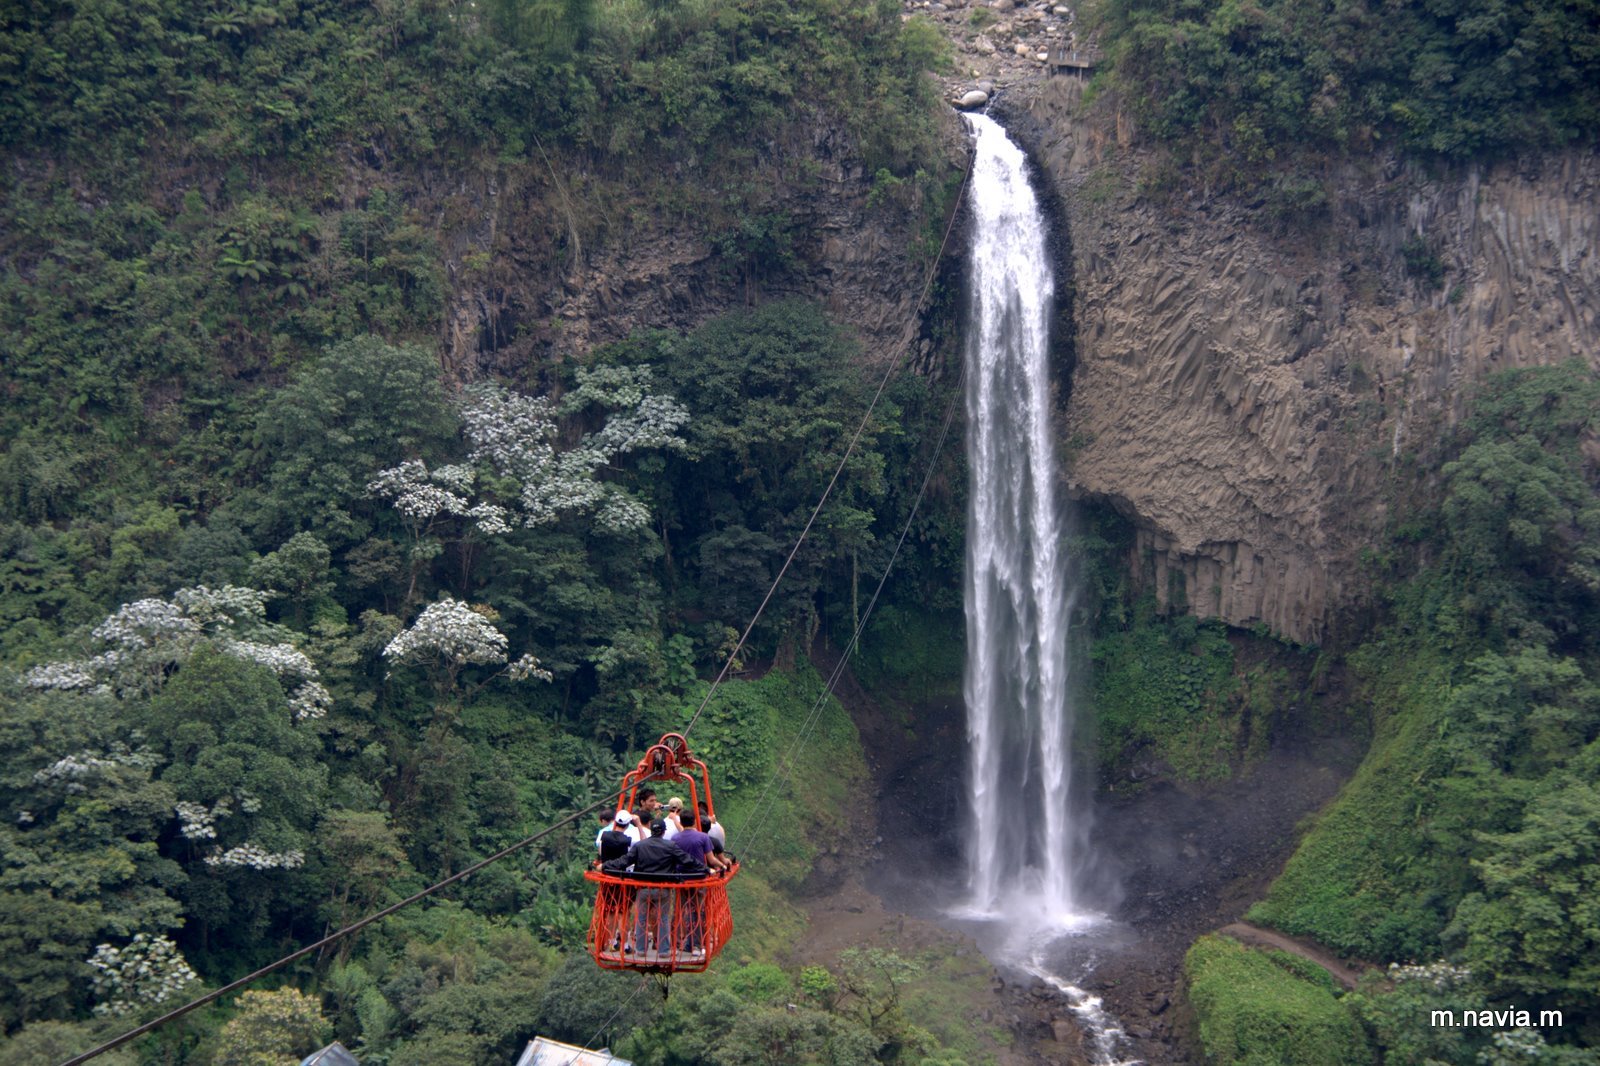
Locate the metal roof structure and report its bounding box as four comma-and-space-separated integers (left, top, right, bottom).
514, 1036, 632, 1066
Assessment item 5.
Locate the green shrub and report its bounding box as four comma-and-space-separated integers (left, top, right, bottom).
853, 604, 963, 701
1090, 604, 1244, 780
1184, 935, 1370, 1066
1092, 0, 1600, 190
656, 659, 867, 892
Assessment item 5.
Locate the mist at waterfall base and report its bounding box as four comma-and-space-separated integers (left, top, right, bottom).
953, 113, 1137, 1065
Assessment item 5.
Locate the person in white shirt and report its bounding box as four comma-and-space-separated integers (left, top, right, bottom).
662, 796, 686, 840
699, 804, 726, 849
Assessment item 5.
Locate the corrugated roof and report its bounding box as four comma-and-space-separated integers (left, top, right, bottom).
514, 1036, 632, 1066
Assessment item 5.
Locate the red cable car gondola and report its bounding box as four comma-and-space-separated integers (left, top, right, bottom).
584, 733, 739, 974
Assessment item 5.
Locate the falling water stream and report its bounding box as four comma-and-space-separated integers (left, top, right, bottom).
958, 112, 1138, 1066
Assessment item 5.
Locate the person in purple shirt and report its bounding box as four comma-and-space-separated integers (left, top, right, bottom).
673, 811, 729, 874
671, 810, 729, 956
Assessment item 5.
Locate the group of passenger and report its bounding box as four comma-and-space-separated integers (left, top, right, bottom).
592, 788, 732, 876
590, 788, 734, 961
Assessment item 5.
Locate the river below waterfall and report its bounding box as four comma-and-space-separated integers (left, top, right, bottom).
823, 638, 1361, 1065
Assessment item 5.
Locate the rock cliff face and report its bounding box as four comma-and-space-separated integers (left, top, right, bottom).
447, 74, 1596, 645
438, 121, 960, 382
1001, 78, 1600, 643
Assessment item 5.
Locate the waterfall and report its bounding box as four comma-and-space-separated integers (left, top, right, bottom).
960, 113, 1081, 922
955, 111, 1137, 1066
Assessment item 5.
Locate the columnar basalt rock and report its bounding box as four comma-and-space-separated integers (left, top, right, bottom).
1006, 78, 1600, 644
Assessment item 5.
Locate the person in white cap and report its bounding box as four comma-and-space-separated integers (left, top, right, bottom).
596, 810, 642, 863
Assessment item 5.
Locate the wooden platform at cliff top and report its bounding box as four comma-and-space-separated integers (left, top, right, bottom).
1049, 44, 1099, 74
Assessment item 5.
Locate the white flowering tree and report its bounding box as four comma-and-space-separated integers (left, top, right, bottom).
363, 371, 684, 701
20, 587, 333, 927
365, 459, 512, 604
23, 584, 331, 721
464, 368, 689, 533
382, 596, 551, 699
85, 934, 199, 1017
367, 367, 688, 567
0, 683, 188, 1024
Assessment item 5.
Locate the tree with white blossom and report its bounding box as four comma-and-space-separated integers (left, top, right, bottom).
383, 596, 551, 698
460, 367, 689, 534
365, 459, 512, 604
17, 623, 334, 974
367, 368, 689, 567
85, 934, 199, 1017
23, 584, 331, 721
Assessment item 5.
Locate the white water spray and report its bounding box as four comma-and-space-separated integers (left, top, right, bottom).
961, 112, 1078, 919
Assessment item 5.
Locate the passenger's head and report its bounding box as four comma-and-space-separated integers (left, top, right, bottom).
699, 806, 714, 825
668, 796, 684, 816
613, 810, 633, 829
649, 818, 668, 837
679, 809, 698, 831
638, 788, 659, 811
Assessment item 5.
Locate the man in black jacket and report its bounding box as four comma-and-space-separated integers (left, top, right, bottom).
624, 819, 705, 960
597, 811, 637, 864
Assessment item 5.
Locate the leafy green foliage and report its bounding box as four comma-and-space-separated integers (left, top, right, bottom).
601, 301, 935, 654
0, 1018, 139, 1066
211, 987, 330, 1066
251, 336, 458, 548
1092, 0, 1600, 188
0, 0, 956, 1042
1250, 363, 1600, 1056
617, 949, 980, 1066
0, 686, 183, 1029
1090, 603, 1246, 780
659, 660, 867, 893
1344, 961, 1600, 1066
0, 285, 945, 1053
0, 0, 953, 658
1453, 764, 1600, 1016
1184, 935, 1370, 1066
533, 951, 653, 1047
1344, 962, 1486, 1066
852, 606, 964, 703
0, 0, 960, 1054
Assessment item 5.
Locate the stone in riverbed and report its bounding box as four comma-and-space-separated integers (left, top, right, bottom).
956, 90, 990, 109
1014, 42, 1031, 55
973, 34, 997, 54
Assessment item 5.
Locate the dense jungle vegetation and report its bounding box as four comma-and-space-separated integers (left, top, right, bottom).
6, 0, 1599, 1062
1078, 0, 1600, 1056
0, 0, 974, 1062
1086, 0, 1600, 195
1137, 361, 1600, 1065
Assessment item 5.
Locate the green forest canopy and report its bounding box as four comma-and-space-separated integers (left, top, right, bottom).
1089, 0, 1600, 186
